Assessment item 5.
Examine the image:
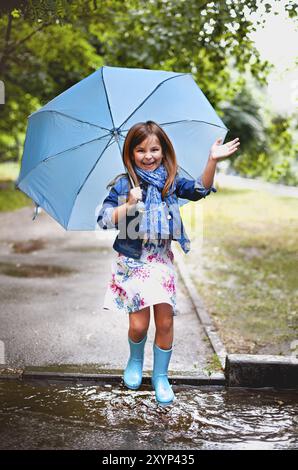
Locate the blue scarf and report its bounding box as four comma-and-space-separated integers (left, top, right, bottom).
133, 163, 191, 253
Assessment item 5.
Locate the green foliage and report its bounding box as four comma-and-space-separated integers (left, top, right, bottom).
0, 0, 297, 184
219, 82, 298, 185
204, 354, 223, 376
263, 115, 298, 185
0, 182, 31, 211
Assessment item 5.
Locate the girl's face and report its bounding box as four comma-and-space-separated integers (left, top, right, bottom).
132, 135, 163, 171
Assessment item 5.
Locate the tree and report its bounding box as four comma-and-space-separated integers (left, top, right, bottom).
221, 86, 298, 184
0, 0, 297, 183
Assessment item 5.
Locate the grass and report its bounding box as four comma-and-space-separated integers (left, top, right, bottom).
0, 162, 32, 211
0, 162, 20, 181
0, 181, 32, 211
203, 354, 223, 376
181, 186, 298, 355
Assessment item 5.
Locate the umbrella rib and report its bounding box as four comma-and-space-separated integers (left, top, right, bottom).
29, 109, 112, 133
161, 119, 229, 131
75, 135, 115, 197
43, 133, 112, 162
16, 133, 111, 187
101, 67, 134, 187
121, 119, 229, 133
177, 165, 196, 180
101, 66, 116, 130
67, 135, 115, 227
117, 73, 190, 130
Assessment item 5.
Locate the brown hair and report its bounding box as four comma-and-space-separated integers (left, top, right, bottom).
107, 121, 178, 200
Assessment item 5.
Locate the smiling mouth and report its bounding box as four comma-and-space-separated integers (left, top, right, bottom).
143, 162, 155, 166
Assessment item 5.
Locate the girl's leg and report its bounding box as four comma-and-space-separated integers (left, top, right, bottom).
124, 306, 150, 390
153, 303, 173, 350
128, 306, 150, 341
152, 303, 175, 405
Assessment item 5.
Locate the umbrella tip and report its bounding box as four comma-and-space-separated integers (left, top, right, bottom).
32, 203, 40, 221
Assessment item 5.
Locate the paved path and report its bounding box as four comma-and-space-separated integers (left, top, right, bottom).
0, 206, 215, 376
215, 172, 298, 198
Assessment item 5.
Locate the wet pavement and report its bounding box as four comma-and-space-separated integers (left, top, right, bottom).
1, 206, 297, 451
0, 206, 217, 375
0, 380, 297, 450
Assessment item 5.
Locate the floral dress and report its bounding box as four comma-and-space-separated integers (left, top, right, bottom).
102, 237, 178, 316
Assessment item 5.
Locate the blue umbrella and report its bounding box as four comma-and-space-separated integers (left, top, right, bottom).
16, 65, 228, 229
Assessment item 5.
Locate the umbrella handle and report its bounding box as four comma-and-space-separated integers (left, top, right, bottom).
126, 171, 135, 188
125, 170, 145, 212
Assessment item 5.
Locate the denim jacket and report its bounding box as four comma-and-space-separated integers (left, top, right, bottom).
97, 174, 217, 259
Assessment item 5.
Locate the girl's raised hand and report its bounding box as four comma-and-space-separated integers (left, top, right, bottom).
209, 137, 240, 162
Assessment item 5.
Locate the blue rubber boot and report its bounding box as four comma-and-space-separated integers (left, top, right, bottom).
151, 343, 175, 406
123, 334, 147, 390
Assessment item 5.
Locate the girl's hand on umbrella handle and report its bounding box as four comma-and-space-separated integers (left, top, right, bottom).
127, 186, 142, 207
209, 137, 240, 162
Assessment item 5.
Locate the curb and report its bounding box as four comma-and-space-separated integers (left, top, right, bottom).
0, 366, 225, 387
225, 354, 298, 388
23, 370, 225, 386
173, 244, 227, 369
173, 245, 298, 389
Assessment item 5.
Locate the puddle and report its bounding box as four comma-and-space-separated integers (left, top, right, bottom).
0, 262, 76, 278
0, 380, 297, 450
11, 239, 47, 254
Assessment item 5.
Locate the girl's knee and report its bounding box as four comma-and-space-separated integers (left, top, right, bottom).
129, 327, 148, 342
129, 318, 149, 339
155, 316, 173, 334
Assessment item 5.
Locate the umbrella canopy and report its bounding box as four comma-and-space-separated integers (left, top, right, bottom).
16, 65, 228, 230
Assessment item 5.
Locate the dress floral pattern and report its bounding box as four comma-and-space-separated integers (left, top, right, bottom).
102, 238, 178, 316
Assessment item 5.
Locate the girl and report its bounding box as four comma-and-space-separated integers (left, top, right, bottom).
98, 121, 240, 406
